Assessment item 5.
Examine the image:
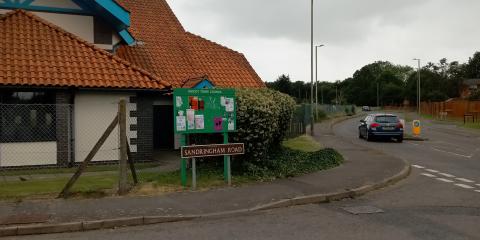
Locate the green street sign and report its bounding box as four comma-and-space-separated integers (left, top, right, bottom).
173, 88, 237, 134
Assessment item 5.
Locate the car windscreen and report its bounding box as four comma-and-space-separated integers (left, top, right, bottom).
374, 116, 398, 123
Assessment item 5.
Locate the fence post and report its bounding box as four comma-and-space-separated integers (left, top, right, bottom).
59, 115, 119, 198
118, 99, 129, 195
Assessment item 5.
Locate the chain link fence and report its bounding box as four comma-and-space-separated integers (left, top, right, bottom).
0, 101, 181, 199
285, 104, 357, 139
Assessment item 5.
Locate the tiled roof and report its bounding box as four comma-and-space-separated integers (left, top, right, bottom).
115, 0, 265, 88
0, 10, 170, 90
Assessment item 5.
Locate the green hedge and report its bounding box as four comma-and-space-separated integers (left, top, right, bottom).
238, 147, 343, 179
232, 89, 296, 165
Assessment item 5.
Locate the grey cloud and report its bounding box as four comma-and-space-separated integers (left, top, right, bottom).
168, 0, 480, 82
174, 0, 427, 45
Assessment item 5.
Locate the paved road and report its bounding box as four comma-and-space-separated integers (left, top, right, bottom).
10, 117, 480, 240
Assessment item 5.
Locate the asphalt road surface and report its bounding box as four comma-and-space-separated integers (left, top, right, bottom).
11, 117, 480, 240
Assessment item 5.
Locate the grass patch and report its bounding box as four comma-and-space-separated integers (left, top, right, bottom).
283, 135, 323, 152
0, 162, 158, 177
0, 137, 343, 200
464, 122, 480, 130
0, 167, 257, 200
137, 168, 256, 191
0, 175, 118, 200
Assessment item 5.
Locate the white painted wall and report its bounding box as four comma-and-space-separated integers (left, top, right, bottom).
31, 0, 82, 10
35, 11, 95, 43
74, 92, 137, 163
0, 9, 120, 50
0, 142, 57, 167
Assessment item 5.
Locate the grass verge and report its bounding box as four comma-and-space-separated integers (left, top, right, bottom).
0, 162, 159, 177
283, 135, 323, 152
0, 135, 343, 200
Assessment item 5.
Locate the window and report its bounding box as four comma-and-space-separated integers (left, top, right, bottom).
374, 116, 399, 123
0, 91, 56, 143
94, 17, 113, 45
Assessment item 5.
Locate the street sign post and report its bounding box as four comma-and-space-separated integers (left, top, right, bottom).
173, 88, 241, 189
181, 143, 245, 158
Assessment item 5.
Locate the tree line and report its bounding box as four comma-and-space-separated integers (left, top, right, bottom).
267, 51, 480, 106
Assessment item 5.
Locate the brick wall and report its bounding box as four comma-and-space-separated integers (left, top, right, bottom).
134, 93, 154, 162
55, 91, 73, 167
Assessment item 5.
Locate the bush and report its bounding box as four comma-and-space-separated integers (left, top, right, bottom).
345, 107, 351, 116
232, 89, 296, 166
315, 109, 327, 122
239, 147, 343, 179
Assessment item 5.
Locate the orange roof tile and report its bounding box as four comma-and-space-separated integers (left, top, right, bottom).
115, 0, 265, 88
0, 10, 170, 90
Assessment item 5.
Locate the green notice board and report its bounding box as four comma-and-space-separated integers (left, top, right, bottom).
173, 88, 236, 134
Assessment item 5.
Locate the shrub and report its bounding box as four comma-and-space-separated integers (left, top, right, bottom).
315, 109, 327, 122
240, 147, 343, 179
232, 89, 295, 166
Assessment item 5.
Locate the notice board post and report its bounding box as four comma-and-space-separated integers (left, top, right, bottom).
173, 89, 241, 188
224, 132, 231, 185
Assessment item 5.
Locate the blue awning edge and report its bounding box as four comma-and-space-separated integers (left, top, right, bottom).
74, 0, 135, 45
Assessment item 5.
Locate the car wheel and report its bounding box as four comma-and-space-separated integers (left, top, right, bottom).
358, 129, 363, 139
397, 136, 403, 143
366, 132, 372, 141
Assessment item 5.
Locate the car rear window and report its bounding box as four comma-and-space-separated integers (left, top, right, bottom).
375, 116, 398, 123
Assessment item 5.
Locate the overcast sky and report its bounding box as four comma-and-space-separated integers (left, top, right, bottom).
166, 0, 480, 83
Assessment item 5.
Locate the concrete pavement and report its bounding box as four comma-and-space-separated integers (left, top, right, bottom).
0, 117, 409, 237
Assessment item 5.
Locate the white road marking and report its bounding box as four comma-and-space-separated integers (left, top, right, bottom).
476, 184, 480, 187
421, 173, 436, 178
407, 142, 420, 146
426, 169, 439, 173
412, 165, 425, 169
431, 147, 473, 158
455, 184, 475, 189
456, 178, 475, 183
475, 190, 480, 193
436, 178, 454, 183
438, 173, 456, 178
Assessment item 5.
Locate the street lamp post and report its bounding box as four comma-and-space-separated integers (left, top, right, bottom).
315, 44, 325, 120
310, 0, 314, 136
413, 58, 421, 115
377, 82, 380, 108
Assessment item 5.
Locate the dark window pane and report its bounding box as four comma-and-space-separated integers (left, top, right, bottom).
94, 17, 113, 45
375, 116, 399, 123
0, 91, 57, 143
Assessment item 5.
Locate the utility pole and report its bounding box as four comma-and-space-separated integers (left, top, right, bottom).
413, 58, 421, 115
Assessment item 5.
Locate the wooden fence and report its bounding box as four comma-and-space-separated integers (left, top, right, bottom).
421, 99, 480, 120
